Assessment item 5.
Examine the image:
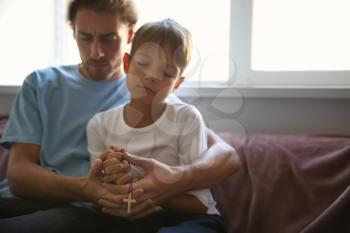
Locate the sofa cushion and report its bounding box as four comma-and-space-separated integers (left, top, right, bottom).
0, 116, 9, 182
214, 133, 350, 233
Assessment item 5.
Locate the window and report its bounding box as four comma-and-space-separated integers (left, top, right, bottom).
2, 0, 349, 90
133, 0, 231, 85
232, 0, 350, 87
251, 0, 350, 72
1, 0, 231, 86
62, 0, 232, 85
0, 0, 56, 86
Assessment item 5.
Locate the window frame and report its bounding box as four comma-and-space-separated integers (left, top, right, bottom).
231, 0, 350, 89
1, 0, 350, 99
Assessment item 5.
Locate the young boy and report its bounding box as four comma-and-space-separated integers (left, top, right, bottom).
87, 18, 219, 216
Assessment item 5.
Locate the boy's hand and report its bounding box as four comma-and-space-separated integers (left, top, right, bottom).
100, 145, 134, 185
103, 157, 132, 184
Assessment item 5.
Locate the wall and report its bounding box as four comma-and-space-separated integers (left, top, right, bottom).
1, 90, 349, 135
0, 93, 14, 116
181, 96, 350, 135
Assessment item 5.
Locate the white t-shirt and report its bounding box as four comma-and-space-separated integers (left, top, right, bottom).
87, 100, 219, 214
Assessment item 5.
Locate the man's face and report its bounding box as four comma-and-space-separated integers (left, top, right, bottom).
73, 9, 133, 81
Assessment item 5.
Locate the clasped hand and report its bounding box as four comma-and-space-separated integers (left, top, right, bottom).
88, 145, 183, 219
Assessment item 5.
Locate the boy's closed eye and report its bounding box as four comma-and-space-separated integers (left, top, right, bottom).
136, 61, 149, 68
164, 72, 176, 79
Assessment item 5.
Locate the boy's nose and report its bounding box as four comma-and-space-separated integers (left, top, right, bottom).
144, 75, 162, 83
144, 68, 162, 82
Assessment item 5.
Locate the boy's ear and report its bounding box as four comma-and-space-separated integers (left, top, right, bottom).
123, 53, 130, 73
173, 77, 185, 91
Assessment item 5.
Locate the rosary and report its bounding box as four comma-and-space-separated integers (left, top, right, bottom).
122, 160, 136, 214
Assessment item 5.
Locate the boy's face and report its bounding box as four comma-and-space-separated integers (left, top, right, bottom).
125, 42, 184, 105
73, 9, 134, 81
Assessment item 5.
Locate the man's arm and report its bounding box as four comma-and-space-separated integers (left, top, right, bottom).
106, 130, 240, 213
185, 128, 241, 189
161, 194, 207, 215
7, 143, 128, 204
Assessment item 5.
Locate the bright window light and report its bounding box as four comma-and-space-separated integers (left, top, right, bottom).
0, 0, 56, 86
1, 0, 231, 86
63, 0, 232, 84
134, 0, 231, 84
251, 0, 350, 71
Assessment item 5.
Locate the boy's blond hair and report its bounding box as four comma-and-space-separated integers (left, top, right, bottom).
130, 18, 192, 73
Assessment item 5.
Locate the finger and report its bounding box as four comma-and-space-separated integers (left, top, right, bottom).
101, 207, 128, 218
103, 163, 130, 183
99, 198, 124, 209
103, 160, 129, 175
115, 172, 133, 185
129, 206, 163, 220
109, 145, 125, 153
128, 199, 155, 218
104, 152, 125, 161
123, 153, 153, 170
103, 157, 122, 167
103, 173, 124, 183
89, 158, 103, 179
102, 182, 130, 195
99, 189, 144, 209
99, 150, 114, 161
127, 183, 165, 205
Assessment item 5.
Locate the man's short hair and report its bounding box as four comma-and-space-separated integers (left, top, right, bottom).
67, 0, 138, 26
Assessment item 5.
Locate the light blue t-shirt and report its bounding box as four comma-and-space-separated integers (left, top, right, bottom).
0, 65, 130, 196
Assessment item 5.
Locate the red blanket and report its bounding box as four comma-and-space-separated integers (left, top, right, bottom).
214, 133, 350, 233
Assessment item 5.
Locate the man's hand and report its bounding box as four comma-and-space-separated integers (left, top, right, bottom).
122, 153, 188, 207
98, 153, 188, 220
84, 157, 157, 219
82, 158, 130, 204
95, 148, 159, 219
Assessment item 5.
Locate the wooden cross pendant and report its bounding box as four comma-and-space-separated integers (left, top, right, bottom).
123, 193, 136, 214
122, 160, 136, 214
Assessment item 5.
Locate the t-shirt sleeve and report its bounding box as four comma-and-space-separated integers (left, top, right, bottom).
178, 105, 208, 165
0, 73, 42, 149
177, 105, 219, 215
86, 114, 106, 167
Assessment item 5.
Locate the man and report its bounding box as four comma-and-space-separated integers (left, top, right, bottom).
0, 0, 240, 232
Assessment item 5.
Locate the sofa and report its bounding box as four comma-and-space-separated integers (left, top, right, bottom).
1, 116, 349, 232
0, 116, 9, 182
213, 133, 350, 233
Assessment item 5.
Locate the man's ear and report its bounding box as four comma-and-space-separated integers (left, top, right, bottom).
123, 53, 130, 73
127, 26, 135, 44
173, 77, 185, 91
